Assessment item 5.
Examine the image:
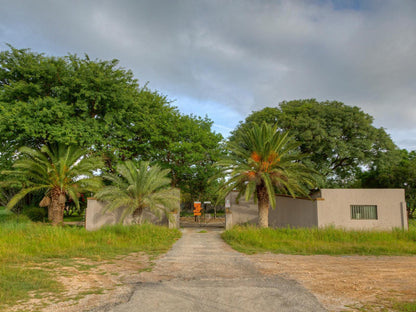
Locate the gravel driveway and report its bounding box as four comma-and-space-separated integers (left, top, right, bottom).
104, 228, 326, 312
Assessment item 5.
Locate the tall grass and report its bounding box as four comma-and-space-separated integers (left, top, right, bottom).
222, 224, 416, 255
0, 220, 181, 307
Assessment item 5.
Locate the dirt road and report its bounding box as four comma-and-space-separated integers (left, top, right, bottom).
104, 228, 326, 312
249, 253, 416, 311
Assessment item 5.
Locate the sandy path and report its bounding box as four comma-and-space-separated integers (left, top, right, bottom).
249, 253, 416, 311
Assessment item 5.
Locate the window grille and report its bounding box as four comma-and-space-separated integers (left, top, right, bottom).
351, 205, 378, 220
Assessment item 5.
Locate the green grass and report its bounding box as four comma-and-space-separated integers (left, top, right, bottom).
348, 298, 416, 312
0, 220, 181, 309
63, 214, 84, 222
222, 225, 416, 256
0, 206, 11, 216
393, 301, 416, 312
409, 218, 416, 230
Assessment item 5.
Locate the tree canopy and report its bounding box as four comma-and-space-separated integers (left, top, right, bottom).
230, 99, 396, 187
0, 45, 223, 203
359, 149, 416, 218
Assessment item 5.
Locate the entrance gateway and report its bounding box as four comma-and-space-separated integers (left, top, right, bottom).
179, 201, 225, 228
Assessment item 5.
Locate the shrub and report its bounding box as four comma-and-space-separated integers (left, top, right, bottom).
0, 213, 31, 224
23, 207, 47, 222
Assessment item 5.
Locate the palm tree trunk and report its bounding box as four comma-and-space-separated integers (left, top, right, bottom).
257, 184, 269, 228
132, 207, 144, 224
50, 188, 65, 226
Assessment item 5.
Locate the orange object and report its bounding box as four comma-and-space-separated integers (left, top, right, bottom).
193, 202, 202, 216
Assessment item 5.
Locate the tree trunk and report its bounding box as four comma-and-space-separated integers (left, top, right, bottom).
49, 188, 65, 226
132, 207, 144, 224
257, 184, 269, 228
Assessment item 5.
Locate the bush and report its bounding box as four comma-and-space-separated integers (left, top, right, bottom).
23, 207, 47, 222
0, 213, 31, 224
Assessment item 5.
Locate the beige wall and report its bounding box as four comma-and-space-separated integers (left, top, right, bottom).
270, 195, 318, 228
317, 189, 407, 230
226, 192, 258, 226
226, 192, 318, 228
85, 199, 169, 231
227, 189, 407, 230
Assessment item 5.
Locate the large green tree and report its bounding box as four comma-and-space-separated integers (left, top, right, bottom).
230, 99, 396, 186
95, 160, 179, 224
0, 45, 222, 201
2, 144, 103, 225
151, 113, 224, 204
217, 122, 317, 228
359, 149, 416, 218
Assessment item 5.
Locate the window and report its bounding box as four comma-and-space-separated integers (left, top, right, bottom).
351, 205, 378, 220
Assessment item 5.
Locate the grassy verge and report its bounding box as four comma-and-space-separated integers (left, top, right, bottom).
63, 214, 84, 222
0, 206, 11, 215
393, 300, 416, 312
0, 219, 181, 309
348, 298, 416, 312
222, 224, 416, 256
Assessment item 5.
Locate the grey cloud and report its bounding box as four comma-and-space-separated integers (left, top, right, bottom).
1, 0, 416, 147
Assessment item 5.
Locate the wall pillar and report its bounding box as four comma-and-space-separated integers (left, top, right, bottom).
225, 209, 233, 230
168, 212, 180, 229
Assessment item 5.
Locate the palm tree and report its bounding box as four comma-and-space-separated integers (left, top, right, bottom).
217, 122, 317, 228
94, 160, 180, 224
3, 144, 103, 225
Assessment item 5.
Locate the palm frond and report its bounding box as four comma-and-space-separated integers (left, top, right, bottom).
215, 122, 320, 215
95, 160, 179, 223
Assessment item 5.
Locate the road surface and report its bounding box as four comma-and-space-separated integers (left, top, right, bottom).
99, 228, 326, 312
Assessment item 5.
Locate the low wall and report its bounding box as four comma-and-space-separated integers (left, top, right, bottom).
317, 189, 408, 230
226, 189, 407, 230
269, 195, 318, 228
226, 192, 318, 228
225, 192, 258, 226
85, 198, 172, 231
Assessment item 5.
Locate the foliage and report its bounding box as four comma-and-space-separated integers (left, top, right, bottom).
230, 99, 396, 187
23, 206, 47, 222
409, 219, 416, 230
217, 122, 317, 227
359, 149, 416, 218
0, 212, 31, 224
0, 221, 181, 308
149, 113, 224, 204
1, 143, 103, 225
222, 225, 416, 255
64, 193, 87, 217
95, 160, 180, 223
0, 45, 222, 201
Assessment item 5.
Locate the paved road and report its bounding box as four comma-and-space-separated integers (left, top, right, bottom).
103, 228, 326, 312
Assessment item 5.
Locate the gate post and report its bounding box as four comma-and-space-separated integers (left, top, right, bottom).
169, 211, 180, 229
225, 209, 233, 230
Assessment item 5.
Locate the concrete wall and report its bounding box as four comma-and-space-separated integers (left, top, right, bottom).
226, 192, 318, 228
269, 195, 318, 228
85, 198, 170, 231
226, 192, 258, 226
317, 189, 407, 230
226, 189, 407, 230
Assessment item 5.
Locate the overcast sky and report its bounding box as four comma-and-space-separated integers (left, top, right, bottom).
1, 0, 415, 149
